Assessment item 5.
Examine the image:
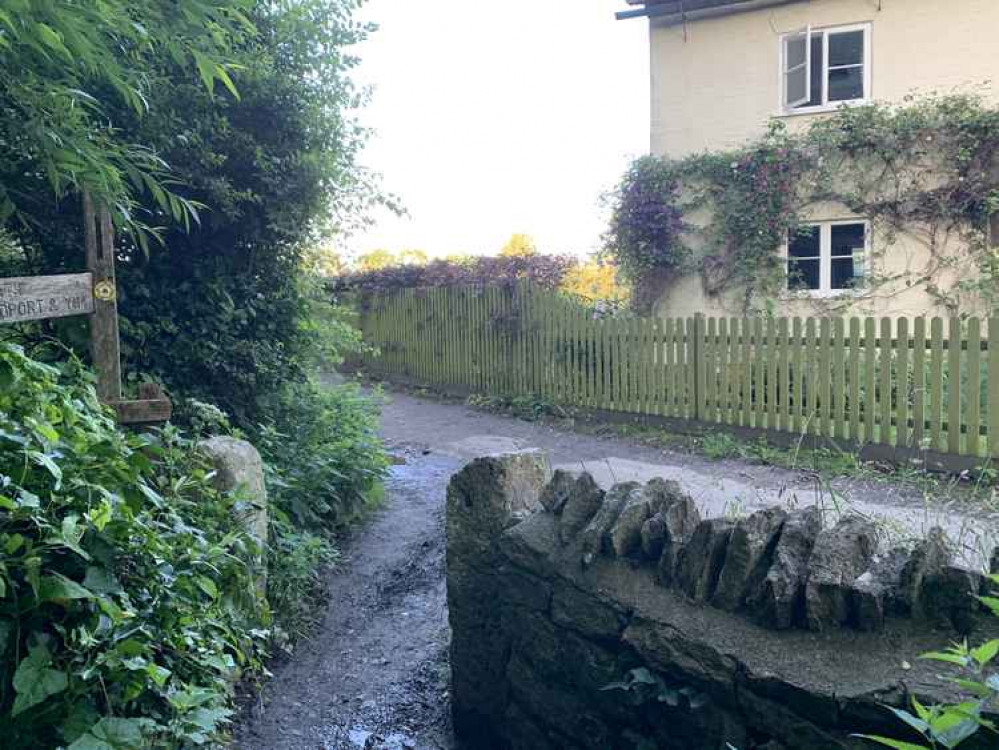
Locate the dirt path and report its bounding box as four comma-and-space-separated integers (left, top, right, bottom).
235, 388, 998, 749
234, 446, 462, 750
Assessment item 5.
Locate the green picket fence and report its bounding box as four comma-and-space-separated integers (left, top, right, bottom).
357, 284, 999, 460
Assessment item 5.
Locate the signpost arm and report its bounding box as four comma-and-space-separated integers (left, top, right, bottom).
83, 192, 122, 403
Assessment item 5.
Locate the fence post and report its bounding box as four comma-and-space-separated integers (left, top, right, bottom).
693, 314, 705, 422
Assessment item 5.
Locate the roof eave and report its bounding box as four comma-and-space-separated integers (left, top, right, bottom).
617, 0, 802, 23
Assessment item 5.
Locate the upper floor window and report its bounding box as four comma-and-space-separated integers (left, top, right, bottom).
781, 24, 870, 113
786, 221, 868, 295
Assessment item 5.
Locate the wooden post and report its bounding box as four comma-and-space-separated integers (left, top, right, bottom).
83, 192, 122, 403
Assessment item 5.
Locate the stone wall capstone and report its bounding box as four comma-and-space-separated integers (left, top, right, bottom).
446, 451, 998, 750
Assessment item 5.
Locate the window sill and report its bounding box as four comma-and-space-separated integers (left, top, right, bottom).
777, 99, 870, 118
781, 288, 866, 301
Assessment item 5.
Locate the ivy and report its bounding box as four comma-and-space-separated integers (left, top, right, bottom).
604, 95, 999, 313
602, 156, 689, 312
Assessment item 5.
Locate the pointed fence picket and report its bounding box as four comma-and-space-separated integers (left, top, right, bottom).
356, 283, 998, 463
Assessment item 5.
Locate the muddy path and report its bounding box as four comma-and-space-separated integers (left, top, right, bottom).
235, 387, 998, 749
234, 446, 462, 750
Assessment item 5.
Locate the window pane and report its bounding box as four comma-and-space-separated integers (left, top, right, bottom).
788, 258, 820, 290
828, 30, 863, 67
795, 34, 823, 109
828, 66, 864, 101
788, 226, 820, 258
830, 223, 865, 256
786, 66, 808, 107
785, 34, 807, 68
831, 258, 864, 289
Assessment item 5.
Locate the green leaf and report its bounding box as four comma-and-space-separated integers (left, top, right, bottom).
86, 499, 113, 531
970, 639, 999, 666
884, 706, 929, 735
68, 717, 148, 750
30, 450, 63, 487
12, 645, 69, 716
214, 64, 240, 100
146, 663, 171, 687
920, 651, 969, 667
4, 533, 25, 554
186, 706, 230, 731
195, 575, 218, 600
84, 566, 123, 595
35, 23, 72, 58
38, 573, 94, 604
192, 51, 215, 96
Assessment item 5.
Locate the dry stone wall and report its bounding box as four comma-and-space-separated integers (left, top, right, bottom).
446, 451, 998, 750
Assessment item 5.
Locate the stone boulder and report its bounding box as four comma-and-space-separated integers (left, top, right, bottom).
199, 437, 269, 594
641, 514, 667, 560
675, 518, 735, 602
540, 469, 575, 514
608, 479, 677, 558
901, 527, 952, 618
848, 547, 909, 632
656, 496, 702, 586
712, 507, 788, 612
805, 516, 878, 631
919, 565, 985, 635
642, 477, 687, 509
557, 472, 605, 544
747, 507, 821, 630
580, 483, 637, 564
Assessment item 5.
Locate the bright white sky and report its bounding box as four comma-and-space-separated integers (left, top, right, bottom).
347, 0, 650, 260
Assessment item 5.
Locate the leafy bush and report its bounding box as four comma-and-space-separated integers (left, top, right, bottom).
255, 381, 388, 532
2, 0, 386, 430
330, 254, 578, 296
0, 343, 269, 748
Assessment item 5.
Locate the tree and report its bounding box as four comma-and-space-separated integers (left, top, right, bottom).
2, 0, 388, 425
500, 233, 537, 257
561, 258, 629, 304
0, 0, 253, 242
398, 248, 429, 266
357, 248, 397, 271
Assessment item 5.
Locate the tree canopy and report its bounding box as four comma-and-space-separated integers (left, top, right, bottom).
1, 0, 388, 425
0, 0, 253, 242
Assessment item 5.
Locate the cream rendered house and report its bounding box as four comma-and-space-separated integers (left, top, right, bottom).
619, 0, 999, 318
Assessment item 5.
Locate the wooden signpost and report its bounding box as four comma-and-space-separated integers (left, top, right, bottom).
0, 194, 171, 425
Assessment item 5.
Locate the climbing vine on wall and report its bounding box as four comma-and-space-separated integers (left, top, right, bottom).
604, 95, 999, 314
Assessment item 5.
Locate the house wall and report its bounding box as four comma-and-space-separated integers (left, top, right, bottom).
647, 0, 998, 319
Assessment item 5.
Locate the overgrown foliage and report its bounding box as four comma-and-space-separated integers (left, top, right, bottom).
330, 254, 578, 296
602, 156, 689, 311
0, 343, 268, 748
3, 0, 387, 428
603, 96, 999, 313
0, 0, 252, 242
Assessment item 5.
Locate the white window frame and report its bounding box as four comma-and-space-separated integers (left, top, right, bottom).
778, 23, 872, 116
783, 219, 870, 298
